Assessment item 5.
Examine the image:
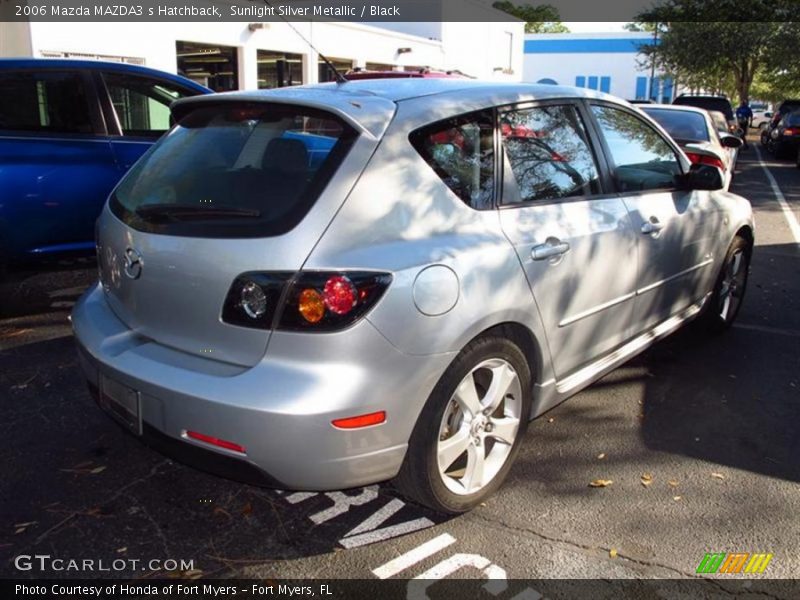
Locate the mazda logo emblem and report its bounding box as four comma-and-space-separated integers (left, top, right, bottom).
123, 247, 143, 280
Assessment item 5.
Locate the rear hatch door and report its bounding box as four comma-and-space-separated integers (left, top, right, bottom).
97, 97, 393, 367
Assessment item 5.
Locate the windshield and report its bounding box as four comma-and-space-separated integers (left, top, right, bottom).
644, 108, 710, 144
110, 103, 358, 238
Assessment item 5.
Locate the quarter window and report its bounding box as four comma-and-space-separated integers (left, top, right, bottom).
103, 72, 192, 137
410, 111, 494, 210
592, 105, 681, 192
500, 104, 600, 204
0, 71, 93, 134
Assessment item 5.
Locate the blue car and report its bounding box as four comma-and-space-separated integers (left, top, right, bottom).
0, 59, 210, 271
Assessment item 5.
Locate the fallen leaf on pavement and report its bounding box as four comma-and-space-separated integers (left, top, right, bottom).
241, 502, 253, 516
213, 507, 232, 519
547, 417, 555, 423
641, 473, 653, 487
673, 496, 682, 501
589, 479, 613, 488
597, 453, 606, 460
609, 548, 618, 558
14, 521, 37, 528
668, 480, 679, 487
711, 472, 725, 480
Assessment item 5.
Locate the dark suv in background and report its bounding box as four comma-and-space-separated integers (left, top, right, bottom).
673, 94, 736, 133
0, 59, 210, 273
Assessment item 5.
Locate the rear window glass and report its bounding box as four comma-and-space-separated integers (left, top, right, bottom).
786, 112, 800, 126
643, 108, 710, 143
110, 103, 357, 238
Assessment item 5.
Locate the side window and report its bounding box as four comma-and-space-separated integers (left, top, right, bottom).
103, 72, 192, 137
0, 71, 93, 134
591, 105, 681, 193
409, 110, 494, 210
500, 104, 600, 204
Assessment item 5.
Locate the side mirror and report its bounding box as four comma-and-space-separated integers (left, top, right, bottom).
680, 163, 724, 191
720, 134, 743, 149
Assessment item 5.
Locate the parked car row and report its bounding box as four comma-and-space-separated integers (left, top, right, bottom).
639, 103, 742, 191
760, 100, 800, 168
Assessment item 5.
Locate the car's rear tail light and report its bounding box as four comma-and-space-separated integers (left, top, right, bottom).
222, 272, 293, 330
186, 430, 247, 454
279, 271, 392, 332
685, 152, 725, 171
784, 127, 799, 136
332, 411, 387, 429
222, 271, 391, 332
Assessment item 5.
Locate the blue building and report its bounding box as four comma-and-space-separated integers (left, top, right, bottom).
522, 33, 674, 103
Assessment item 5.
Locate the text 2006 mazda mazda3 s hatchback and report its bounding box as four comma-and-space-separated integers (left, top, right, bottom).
73, 80, 754, 514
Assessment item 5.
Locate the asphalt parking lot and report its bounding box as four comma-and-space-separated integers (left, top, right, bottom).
1, 140, 799, 586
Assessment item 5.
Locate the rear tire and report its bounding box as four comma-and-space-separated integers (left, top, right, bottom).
702, 236, 751, 333
394, 332, 532, 514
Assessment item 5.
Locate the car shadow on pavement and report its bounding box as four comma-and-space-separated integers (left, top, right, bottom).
0, 334, 449, 579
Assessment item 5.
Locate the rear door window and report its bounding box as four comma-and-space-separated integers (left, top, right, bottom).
110, 103, 358, 238
0, 71, 94, 135
102, 72, 195, 138
409, 110, 495, 210
499, 104, 601, 204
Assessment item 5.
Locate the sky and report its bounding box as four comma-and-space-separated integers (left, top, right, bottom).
563, 22, 629, 33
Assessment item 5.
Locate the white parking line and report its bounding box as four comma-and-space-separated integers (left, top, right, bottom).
372, 533, 456, 579
754, 145, 800, 244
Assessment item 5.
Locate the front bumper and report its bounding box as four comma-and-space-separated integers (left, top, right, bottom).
72, 284, 456, 490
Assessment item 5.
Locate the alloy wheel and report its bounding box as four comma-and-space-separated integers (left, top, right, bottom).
719, 248, 747, 322
436, 358, 523, 495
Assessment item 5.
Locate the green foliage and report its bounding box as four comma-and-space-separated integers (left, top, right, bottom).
631, 3, 800, 104
492, 2, 570, 33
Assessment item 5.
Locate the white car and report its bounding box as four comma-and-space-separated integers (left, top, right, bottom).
640, 104, 742, 191
752, 109, 774, 130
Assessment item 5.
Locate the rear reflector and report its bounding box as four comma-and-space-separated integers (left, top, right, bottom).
332, 411, 387, 429
186, 430, 247, 454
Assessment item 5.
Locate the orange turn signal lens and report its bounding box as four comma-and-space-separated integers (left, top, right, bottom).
298, 288, 325, 323
331, 411, 387, 429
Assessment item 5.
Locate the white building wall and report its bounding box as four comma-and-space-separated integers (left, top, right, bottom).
522, 33, 670, 102
2, 19, 523, 87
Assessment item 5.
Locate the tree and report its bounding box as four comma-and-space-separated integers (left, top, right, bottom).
634, 0, 800, 104
624, 22, 658, 32
492, 2, 570, 33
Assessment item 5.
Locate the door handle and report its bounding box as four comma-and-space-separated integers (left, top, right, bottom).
532, 239, 570, 261
641, 217, 664, 234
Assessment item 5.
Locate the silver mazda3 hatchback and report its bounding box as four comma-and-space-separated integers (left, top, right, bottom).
72, 80, 754, 514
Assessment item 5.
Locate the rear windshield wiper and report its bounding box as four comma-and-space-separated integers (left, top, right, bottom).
135, 203, 261, 222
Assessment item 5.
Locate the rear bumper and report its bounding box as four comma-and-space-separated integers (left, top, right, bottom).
72, 284, 456, 490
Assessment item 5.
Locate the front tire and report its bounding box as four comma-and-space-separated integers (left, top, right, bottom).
702, 236, 751, 332
395, 332, 532, 514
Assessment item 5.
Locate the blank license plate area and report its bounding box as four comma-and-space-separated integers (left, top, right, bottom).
99, 375, 142, 435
